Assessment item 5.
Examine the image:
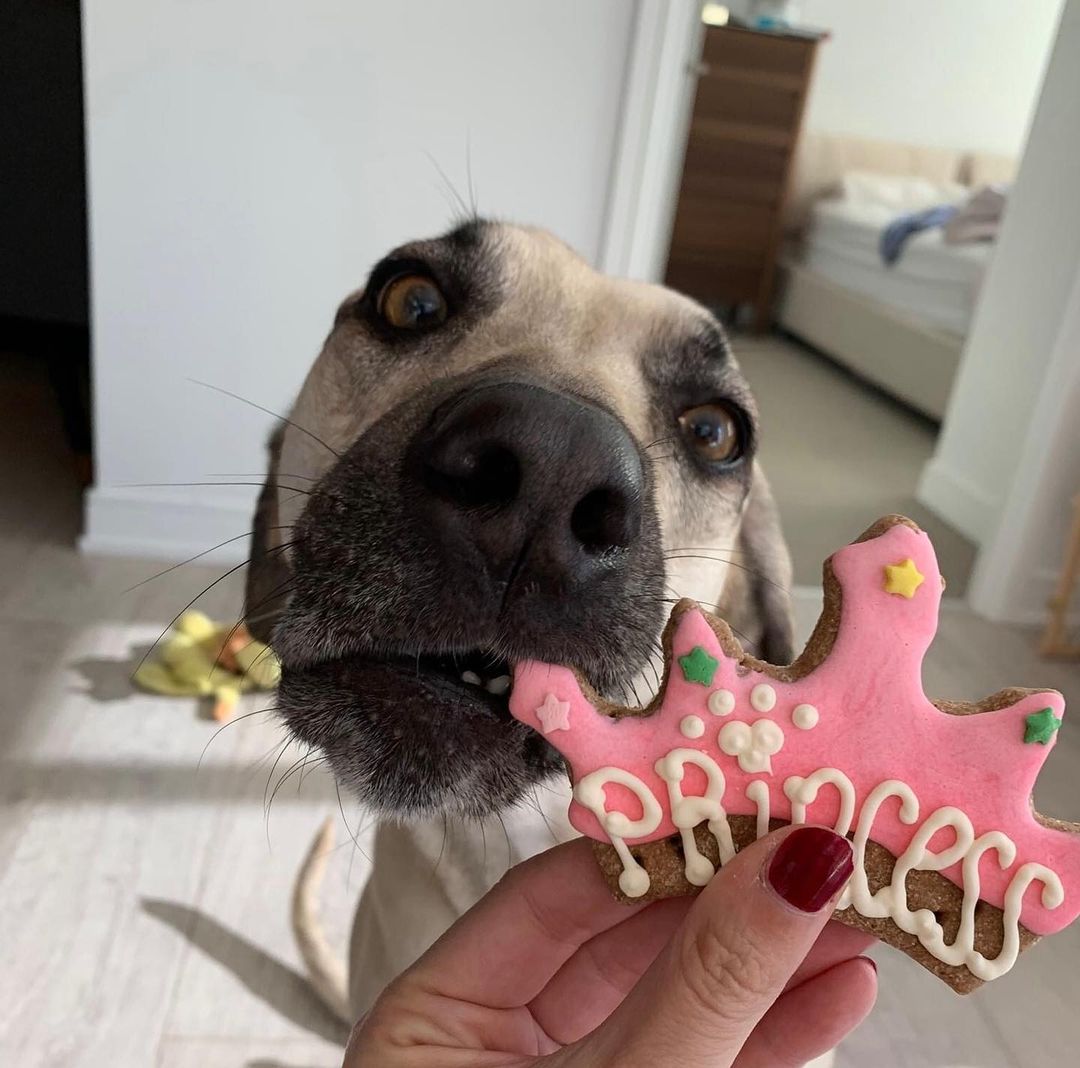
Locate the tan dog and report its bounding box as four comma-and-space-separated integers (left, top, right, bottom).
245, 220, 794, 1023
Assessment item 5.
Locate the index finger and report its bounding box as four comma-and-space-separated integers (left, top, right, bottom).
400, 838, 651, 1008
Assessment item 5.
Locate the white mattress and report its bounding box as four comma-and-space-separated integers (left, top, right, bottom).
800, 198, 993, 336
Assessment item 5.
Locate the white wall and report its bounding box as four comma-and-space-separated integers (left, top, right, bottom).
918, 0, 1080, 622
968, 265, 1080, 625
796, 0, 1062, 156
81, 0, 636, 560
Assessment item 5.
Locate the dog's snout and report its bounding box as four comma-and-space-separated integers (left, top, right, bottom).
415, 382, 644, 592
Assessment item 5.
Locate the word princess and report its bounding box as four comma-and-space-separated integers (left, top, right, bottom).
510, 518, 1080, 988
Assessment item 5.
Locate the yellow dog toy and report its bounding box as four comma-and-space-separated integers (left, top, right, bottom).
133, 610, 280, 721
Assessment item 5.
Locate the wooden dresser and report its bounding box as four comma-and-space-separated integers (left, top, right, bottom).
665, 24, 825, 331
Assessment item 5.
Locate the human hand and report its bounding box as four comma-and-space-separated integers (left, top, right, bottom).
345, 824, 876, 1067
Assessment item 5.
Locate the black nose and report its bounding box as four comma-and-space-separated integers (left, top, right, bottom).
412, 382, 644, 595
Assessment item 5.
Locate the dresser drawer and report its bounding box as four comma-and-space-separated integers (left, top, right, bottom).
694, 71, 804, 134
678, 133, 789, 206
702, 24, 814, 80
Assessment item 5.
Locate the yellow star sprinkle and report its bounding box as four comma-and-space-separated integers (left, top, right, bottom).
883, 558, 925, 598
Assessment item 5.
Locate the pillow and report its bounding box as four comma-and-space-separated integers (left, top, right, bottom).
836, 170, 968, 212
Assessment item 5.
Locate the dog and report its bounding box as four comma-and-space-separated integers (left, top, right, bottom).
244, 219, 795, 1025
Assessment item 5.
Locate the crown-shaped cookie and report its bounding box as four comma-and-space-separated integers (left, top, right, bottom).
510, 516, 1080, 992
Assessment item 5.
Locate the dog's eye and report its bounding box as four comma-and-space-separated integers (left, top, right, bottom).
678, 403, 743, 464
377, 274, 448, 330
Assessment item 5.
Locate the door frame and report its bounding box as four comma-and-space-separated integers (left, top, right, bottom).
598, 0, 704, 282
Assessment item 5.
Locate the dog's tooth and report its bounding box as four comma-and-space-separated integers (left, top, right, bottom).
485, 675, 511, 696
461, 670, 482, 687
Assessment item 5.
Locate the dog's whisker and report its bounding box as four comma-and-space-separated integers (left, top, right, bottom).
266, 754, 309, 815
209, 471, 317, 483
188, 378, 341, 459
664, 545, 751, 558
665, 553, 789, 594
298, 744, 320, 790
266, 751, 326, 821
335, 780, 373, 866
430, 813, 450, 880
496, 811, 512, 870
131, 555, 269, 682
122, 529, 293, 594
464, 132, 479, 218
659, 596, 762, 654
120, 481, 313, 496
527, 786, 562, 847
263, 737, 297, 816
235, 640, 284, 688
196, 704, 279, 769
209, 574, 297, 687
424, 150, 472, 221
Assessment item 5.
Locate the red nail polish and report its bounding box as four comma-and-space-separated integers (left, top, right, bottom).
766, 826, 854, 913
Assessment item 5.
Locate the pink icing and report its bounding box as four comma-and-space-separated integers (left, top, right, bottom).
510, 523, 1080, 936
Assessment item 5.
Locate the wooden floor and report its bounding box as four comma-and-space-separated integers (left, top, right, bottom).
3, 353, 1079, 1067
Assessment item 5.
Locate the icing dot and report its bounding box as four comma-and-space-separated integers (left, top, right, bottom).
619, 867, 650, 898
680, 715, 705, 739
719, 718, 784, 774
718, 721, 752, 756
750, 683, 777, 712
755, 718, 783, 749
792, 703, 819, 730
708, 688, 736, 716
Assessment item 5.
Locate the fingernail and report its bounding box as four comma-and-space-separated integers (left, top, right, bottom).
766, 826, 854, 913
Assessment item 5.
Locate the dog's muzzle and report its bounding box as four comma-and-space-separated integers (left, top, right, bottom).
405, 380, 645, 608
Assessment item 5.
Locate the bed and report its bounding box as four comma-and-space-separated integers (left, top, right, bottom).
776, 133, 1015, 421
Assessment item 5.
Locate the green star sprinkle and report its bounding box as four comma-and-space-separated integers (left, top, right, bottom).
1024, 707, 1062, 745
678, 645, 718, 686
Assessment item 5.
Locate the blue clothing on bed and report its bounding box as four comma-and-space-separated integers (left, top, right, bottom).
880, 204, 958, 265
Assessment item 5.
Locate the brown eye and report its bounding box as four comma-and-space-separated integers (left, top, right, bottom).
678, 403, 743, 464
377, 274, 448, 330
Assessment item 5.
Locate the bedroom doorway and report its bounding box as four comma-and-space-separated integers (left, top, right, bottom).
651, 1, 1063, 593
0, 0, 93, 549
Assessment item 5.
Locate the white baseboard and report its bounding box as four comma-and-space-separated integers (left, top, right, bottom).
80, 485, 258, 564
973, 564, 1079, 628
916, 460, 1000, 547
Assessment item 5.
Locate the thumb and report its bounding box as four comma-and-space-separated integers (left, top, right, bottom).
573, 825, 854, 1068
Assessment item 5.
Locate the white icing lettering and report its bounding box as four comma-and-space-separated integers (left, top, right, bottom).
655, 748, 735, 885
792, 703, 819, 730
574, 766, 662, 898
746, 780, 771, 839
581, 759, 1065, 975
783, 768, 856, 836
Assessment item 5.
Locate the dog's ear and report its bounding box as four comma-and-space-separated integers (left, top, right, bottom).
244, 424, 293, 645
715, 464, 795, 665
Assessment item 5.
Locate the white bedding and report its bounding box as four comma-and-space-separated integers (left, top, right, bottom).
800, 195, 993, 336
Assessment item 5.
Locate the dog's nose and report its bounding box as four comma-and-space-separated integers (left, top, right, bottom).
413, 382, 644, 593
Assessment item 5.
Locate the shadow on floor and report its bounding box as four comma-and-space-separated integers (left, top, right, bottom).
69, 641, 153, 701
70, 640, 226, 719
142, 898, 350, 1047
